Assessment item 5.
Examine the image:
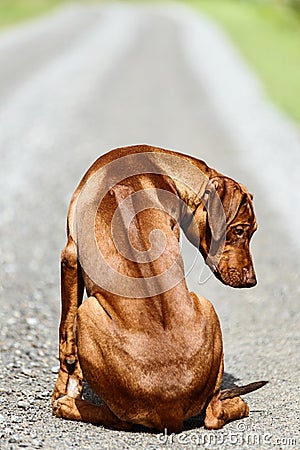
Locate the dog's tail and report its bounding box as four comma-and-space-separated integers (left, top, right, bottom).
220, 380, 268, 401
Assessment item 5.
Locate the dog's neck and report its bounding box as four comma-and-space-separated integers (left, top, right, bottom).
150, 151, 214, 211
171, 176, 209, 251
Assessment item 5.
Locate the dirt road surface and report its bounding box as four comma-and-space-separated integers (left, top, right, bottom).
0, 3, 299, 449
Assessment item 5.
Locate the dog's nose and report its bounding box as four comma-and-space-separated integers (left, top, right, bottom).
243, 267, 257, 287
245, 276, 257, 287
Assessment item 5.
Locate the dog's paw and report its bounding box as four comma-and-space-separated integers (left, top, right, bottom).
52, 396, 68, 418
52, 395, 82, 420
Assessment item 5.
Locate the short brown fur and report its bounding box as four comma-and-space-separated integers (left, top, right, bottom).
52, 145, 264, 432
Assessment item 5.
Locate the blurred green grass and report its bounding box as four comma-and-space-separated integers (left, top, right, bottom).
0, 0, 72, 27
190, 0, 300, 123
1, 0, 300, 124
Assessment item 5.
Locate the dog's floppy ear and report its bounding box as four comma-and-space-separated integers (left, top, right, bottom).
202, 178, 226, 242
240, 183, 254, 200
203, 177, 244, 242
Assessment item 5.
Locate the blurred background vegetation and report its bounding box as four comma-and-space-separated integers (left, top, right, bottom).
0, 0, 71, 26
191, 0, 300, 123
0, 0, 299, 123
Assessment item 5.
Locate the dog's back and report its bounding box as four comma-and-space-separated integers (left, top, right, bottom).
70, 149, 222, 431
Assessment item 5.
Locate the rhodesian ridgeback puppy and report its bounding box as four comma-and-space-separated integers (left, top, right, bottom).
52, 145, 267, 432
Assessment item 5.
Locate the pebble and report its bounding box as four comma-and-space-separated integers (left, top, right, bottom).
35, 391, 49, 400
22, 369, 35, 377
32, 439, 43, 448
51, 365, 60, 374
8, 434, 20, 443
17, 401, 30, 409
10, 415, 22, 423
26, 317, 38, 327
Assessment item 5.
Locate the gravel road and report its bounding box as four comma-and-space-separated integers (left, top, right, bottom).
0, 2, 299, 449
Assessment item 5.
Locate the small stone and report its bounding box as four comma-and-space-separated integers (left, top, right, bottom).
7, 318, 16, 326
9, 434, 20, 443
17, 400, 30, 409
26, 317, 38, 326
35, 391, 48, 400
10, 415, 22, 423
32, 439, 43, 448
51, 365, 59, 374
22, 369, 35, 377
28, 351, 36, 360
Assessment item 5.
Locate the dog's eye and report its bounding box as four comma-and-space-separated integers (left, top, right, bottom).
234, 226, 245, 237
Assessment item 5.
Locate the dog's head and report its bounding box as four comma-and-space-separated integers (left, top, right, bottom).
196, 176, 257, 288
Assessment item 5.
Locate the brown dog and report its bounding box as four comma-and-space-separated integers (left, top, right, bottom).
52, 145, 266, 432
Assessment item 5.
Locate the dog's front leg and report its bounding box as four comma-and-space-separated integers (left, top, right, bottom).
52, 236, 84, 405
